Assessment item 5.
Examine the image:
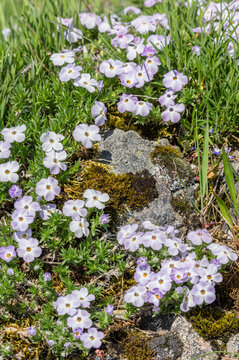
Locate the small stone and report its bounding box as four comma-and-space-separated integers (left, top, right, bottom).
226, 333, 239, 356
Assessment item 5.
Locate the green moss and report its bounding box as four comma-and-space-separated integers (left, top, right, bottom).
186, 306, 239, 340
171, 194, 191, 216
123, 330, 157, 360
106, 107, 137, 131
151, 145, 194, 182
64, 161, 158, 221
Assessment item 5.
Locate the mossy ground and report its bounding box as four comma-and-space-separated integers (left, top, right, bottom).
63, 161, 158, 223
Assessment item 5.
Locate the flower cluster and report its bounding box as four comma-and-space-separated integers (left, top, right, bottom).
53, 287, 104, 349
40, 131, 67, 175
117, 221, 238, 313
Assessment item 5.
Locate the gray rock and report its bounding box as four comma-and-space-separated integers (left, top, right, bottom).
171, 316, 218, 360
150, 332, 183, 359
226, 332, 239, 356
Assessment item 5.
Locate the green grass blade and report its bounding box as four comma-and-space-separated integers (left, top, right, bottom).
222, 147, 238, 217
201, 120, 209, 197
214, 193, 234, 227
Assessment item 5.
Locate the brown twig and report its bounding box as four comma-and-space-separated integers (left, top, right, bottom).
26, 42, 51, 74
21, 16, 50, 54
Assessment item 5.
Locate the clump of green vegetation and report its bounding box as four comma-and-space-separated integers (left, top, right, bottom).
64, 161, 158, 220
151, 145, 194, 182
186, 307, 239, 340
123, 330, 157, 360
106, 107, 138, 132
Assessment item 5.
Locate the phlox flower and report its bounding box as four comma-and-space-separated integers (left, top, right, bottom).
151, 13, 169, 29
162, 70, 188, 92
0, 141, 11, 159
99, 59, 123, 78
147, 289, 163, 307
16, 238, 42, 262
59, 63, 82, 82
70, 218, 89, 238
122, 6, 142, 14
141, 230, 166, 250
27, 326, 37, 336
170, 268, 188, 284
35, 177, 61, 201
133, 100, 153, 116
14, 196, 40, 215
136, 257, 148, 269
100, 214, 110, 224
111, 29, 134, 49
71, 287, 95, 308
117, 94, 138, 113
179, 287, 195, 312
148, 269, 172, 294
161, 103, 185, 123
124, 285, 148, 307
98, 16, 111, 33
7, 268, 14, 275
142, 220, 161, 230
50, 52, 75, 66
91, 101, 107, 127
158, 90, 177, 107
73, 124, 101, 149
134, 265, 151, 285
0, 245, 16, 262
67, 309, 92, 330
147, 34, 171, 50
80, 327, 104, 349
187, 229, 212, 245
73, 328, 83, 339
11, 210, 34, 231
126, 37, 145, 61
120, 71, 138, 88
191, 281, 216, 305
131, 16, 156, 34
63, 200, 87, 220
73, 73, 98, 93
192, 45, 201, 56
207, 243, 238, 264
44, 272, 51, 281
78, 13, 102, 29
164, 238, 187, 256
134, 66, 152, 88
43, 150, 67, 174
141, 46, 157, 58
14, 228, 32, 242
144, 0, 162, 7
2, 28, 11, 40
40, 131, 64, 152
143, 56, 161, 76
57, 17, 73, 28
83, 189, 109, 209
53, 294, 80, 316
117, 223, 138, 245
9, 185, 22, 199
198, 264, 223, 283
1, 124, 26, 143
40, 204, 62, 220
64, 28, 83, 43
104, 304, 114, 315
124, 232, 143, 252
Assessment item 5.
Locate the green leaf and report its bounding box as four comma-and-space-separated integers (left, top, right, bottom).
201, 120, 209, 197
214, 193, 233, 227
222, 147, 238, 217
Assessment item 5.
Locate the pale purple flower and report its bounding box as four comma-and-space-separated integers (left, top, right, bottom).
170, 268, 188, 284
188, 229, 212, 245
147, 34, 171, 50
141, 230, 166, 250
14, 228, 32, 242
11, 210, 34, 231
73, 73, 98, 93
73, 124, 101, 149
162, 70, 188, 92
73, 328, 83, 339
98, 16, 111, 33
57, 17, 73, 28
165, 238, 187, 256
71, 287, 95, 308
0, 161, 20, 183
97, 80, 104, 91
198, 264, 223, 283
136, 257, 148, 269
35, 177, 61, 201
207, 244, 238, 264
0, 245, 16, 262
9, 185, 22, 199
117, 94, 138, 113
148, 269, 172, 294
14, 196, 40, 215
67, 309, 92, 330
1, 125, 26, 143
100, 214, 110, 224
117, 223, 138, 245
191, 281, 216, 305
161, 104, 185, 123
144, 0, 162, 7
126, 38, 145, 60
147, 289, 163, 307
40, 131, 64, 152
99, 59, 123, 78
54, 294, 80, 316
134, 66, 151, 88
47, 340, 55, 346
0, 141, 11, 159
192, 45, 201, 56
7, 268, 14, 275
133, 101, 153, 116
141, 46, 157, 58
43, 150, 67, 174
2, 28, 11, 40
122, 6, 142, 14
17, 238, 42, 262
180, 288, 195, 312
158, 90, 177, 107
50, 52, 75, 66
124, 232, 143, 252
83, 189, 109, 209
64, 28, 83, 43
39, 204, 61, 220
59, 63, 82, 82
44, 272, 51, 281
27, 326, 37, 336
111, 30, 134, 49
124, 285, 148, 307
80, 327, 104, 349
131, 16, 156, 34
134, 265, 151, 285
70, 218, 89, 238
212, 148, 221, 155
144, 56, 161, 76
104, 304, 114, 315
91, 101, 107, 126
120, 71, 138, 88
63, 200, 87, 220
78, 13, 102, 29
64, 342, 71, 349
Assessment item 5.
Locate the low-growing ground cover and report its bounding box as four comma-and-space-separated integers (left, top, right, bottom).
0, 0, 239, 359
